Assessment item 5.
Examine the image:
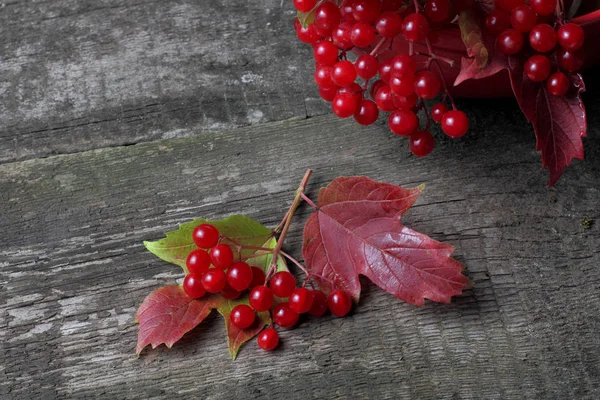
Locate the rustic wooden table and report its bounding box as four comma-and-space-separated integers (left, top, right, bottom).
1, 1, 599, 399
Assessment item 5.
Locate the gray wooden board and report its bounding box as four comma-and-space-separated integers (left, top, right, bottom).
1, 101, 600, 398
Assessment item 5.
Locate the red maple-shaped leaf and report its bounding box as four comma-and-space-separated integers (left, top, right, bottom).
302, 177, 469, 306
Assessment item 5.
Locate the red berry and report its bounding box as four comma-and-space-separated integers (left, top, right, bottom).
293, 0, 317, 12
392, 92, 418, 110
524, 54, 551, 82
352, 0, 381, 24
269, 271, 296, 298
530, 0, 556, 16
257, 327, 279, 350
414, 71, 441, 99
314, 65, 336, 89
226, 262, 253, 291
327, 290, 352, 317
220, 284, 241, 300
431, 103, 448, 123
192, 224, 219, 248
528, 24, 557, 53
378, 58, 393, 83
425, 0, 451, 23
289, 287, 314, 314
388, 109, 419, 137
337, 83, 363, 103
497, 28, 524, 55
355, 54, 379, 79
314, 1, 341, 37
375, 11, 403, 38
374, 84, 395, 111
556, 48, 584, 73
313, 41, 339, 66
409, 130, 435, 157
510, 6, 536, 33
273, 302, 300, 328
319, 85, 338, 102
340, 0, 356, 23
350, 22, 376, 47
557, 23, 585, 52
390, 54, 417, 78
250, 266, 266, 288
186, 249, 211, 275
332, 22, 354, 50
308, 290, 329, 317
402, 13, 429, 42
546, 72, 570, 96
441, 110, 469, 138
201, 268, 227, 293
332, 60, 357, 87
389, 75, 415, 97
332, 91, 360, 118
354, 100, 379, 125
495, 0, 524, 12
485, 10, 511, 34
230, 304, 255, 329
294, 19, 321, 44
249, 285, 274, 311
183, 273, 207, 299
369, 79, 385, 99
209, 244, 234, 270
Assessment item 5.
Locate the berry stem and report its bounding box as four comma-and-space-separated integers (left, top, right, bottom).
369, 37, 388, 57
300, 191, 318, 209
432, 59, 457, 110
279, 250, 311, 277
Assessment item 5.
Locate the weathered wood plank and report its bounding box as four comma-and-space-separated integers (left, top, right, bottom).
1, 107, 599, 398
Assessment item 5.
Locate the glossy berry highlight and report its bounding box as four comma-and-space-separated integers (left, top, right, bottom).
192, 224, 219, 249
183, 273, 207, 299
201, 268, 227, 293
289, 287, 314, 314
269, 271, 297, 298
230, 304, 255, 329
209, 244, 234, 270
257, 327, 279, 351
226, 262, 254, 291
327, 290, 352, 317
186, 249, 211, 275
273, 302, 300, 328
441, 110, 469, 138
249, 285, 274, 311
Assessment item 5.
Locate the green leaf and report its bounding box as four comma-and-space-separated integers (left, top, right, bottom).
458, 9, 488, 69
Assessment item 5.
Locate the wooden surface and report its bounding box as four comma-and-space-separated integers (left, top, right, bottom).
1, 1, 600, 399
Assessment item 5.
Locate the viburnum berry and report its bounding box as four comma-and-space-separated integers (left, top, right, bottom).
528, 24, 557, 53
524, 54, 551, 82
390, 54, 417, 78
294, 19, 320, 44
332, 60, 357, 87
354, 100, 379, 125
249, 285, 274, 311
355, 54, 379, 79
273, 302, 300, 328
375, 11, 403, 38
510, 6, 536, 33
441, 110, 469, 138
388, 109, 419, 137
392, 92, 418, 110
314, 1, 341, 37
338, 83, 363, 103
313, 41, 339, 66
402, 13, 429, 42
332, 22, 354, 50
414, 71, 441, 99
269, 271, 297, 298
431, 103, 448, 123
250, 266, 266, 288
220, 284, 241, 300
327, 290, 352, 317
201, 268, 227, 293
340, 0, 356, 23
230, 304, 255, 329
226, 261, 253, 291
389, 75, 415, 97
209, 243, 234, 269
293, 0, 317, 12
546, 72, 570, 96
350, 22, 376, 47
333, 91, 360, 118
370, 79, 385, 99
192, 224, 219, 249
257, 327, 279, 351
425, 0, 452, 23
378, 58, 394, 83
314, 65, 337, 89
186, 249, 211, 275
409, 130, 435, 157
308, 290, 329, 317
497, 28, 524, 55
352, 0, 381, 24
495, 0, 524, 12
530, 0, 556, 16
183, 273, 207, 299
556, 48, 585, 73
375, 84, 396, 112
557, 23, 585, 52
485, 10, 511, 34
289, 287, 314, 314
319, 85, 338, 102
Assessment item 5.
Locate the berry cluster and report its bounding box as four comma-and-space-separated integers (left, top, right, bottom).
183, 223, 353, 351
487, 0, 584, 95
294, 0, 471, 158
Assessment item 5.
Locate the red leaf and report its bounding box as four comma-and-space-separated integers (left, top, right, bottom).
458, 9, 489, 69
302, 177, 469, 306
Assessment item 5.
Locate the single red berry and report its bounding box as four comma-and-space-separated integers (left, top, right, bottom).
186, 249, 211, 275
414, 71, 441, 99
389, 75, 415, 97
431, 103, 448, 123
355, 54, 379, 79
192, 224, 219, 249
352, 0, 381, 24
350, 22, 376, 47
230, 304, 255, 329
327, 290, 352, 317
226, 261, 253, 291
528, 24, 557, 53
294, 19, 321, 44
375, 11, 403, 38
425, 0, 451, 23
381, 0, 403, 11
388, 109, 419, 137
409, 130, 435, 157
557, 23, 585, 52
201, 268, 227, 293
510, 6, 536, 33
183, 273, 207, 299
524, 54, 551, 82
402, 13, 429, 42
332, 22, 354, 50
308, 290, 329, 317
497, 28, 524, 55
313, 41, 339, 66
392, 92, 418, 110
441, 110, 469, 138
332, 60, 357, 87
556, 48, 585, 73
269, 271, 297, 298
485, 10, 511, 34
273, 302, 300, 328
546, 72, 570, 96
220, 284, 241, 300
289, 287, 315, 314
319, 85, 338, 102
314, 1, 341, 37
369, 79, 385, 99
249, 285, 274, 311
250, 266, 266, 288
340, 0, 356, 23
293, 0, 317, 12
337, 83, 363, 103
495, 0, 524, 12
390, 54, 417, 78
257, 327, 279, 350
354, 99, 379, 125
209, 243, 234, 270
530, 0, 556, 16
374, 84, 395, 112
332, 91, 360, 118
378, 58, 394, 83
314, 65, 337, 89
